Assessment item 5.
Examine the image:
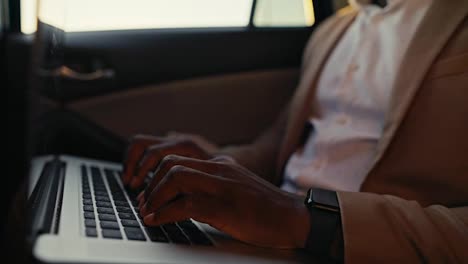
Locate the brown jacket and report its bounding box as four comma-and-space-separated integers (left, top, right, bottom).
222, 0, 468, 262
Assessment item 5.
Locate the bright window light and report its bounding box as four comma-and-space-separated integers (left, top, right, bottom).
21, 0, 314, 33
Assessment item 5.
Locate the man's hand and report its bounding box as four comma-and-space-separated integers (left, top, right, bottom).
138, 154, 310, 249
122, 134, 218, 189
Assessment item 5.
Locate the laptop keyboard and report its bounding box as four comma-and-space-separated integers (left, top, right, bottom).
80, 164, 212, 245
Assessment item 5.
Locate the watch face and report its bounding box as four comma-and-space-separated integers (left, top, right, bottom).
310, 188, 340, 211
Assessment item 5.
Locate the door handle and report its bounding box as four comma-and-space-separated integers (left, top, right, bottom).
38, 65, 115, 81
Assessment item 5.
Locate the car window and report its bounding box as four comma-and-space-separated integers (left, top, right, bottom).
21, 0, 316, 34
254, 0, 315, 27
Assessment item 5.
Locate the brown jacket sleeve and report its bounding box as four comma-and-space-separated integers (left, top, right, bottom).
338, 191, 468, 263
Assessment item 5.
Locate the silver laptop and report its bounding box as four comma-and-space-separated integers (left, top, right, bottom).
29, 155, 314, 263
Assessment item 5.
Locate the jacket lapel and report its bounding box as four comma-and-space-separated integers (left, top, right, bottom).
276, 12, 357, 182
362, 0, 468, 188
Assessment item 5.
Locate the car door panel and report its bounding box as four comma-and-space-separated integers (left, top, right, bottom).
53, 28, 312, 102
68, 68, 299, 145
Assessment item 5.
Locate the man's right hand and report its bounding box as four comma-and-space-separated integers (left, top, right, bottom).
122, 134, 217, 190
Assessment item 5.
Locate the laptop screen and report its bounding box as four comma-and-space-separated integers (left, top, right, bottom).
27, 20, 65, 197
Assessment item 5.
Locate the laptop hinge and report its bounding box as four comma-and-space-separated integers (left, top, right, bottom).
28, 158, 66, 240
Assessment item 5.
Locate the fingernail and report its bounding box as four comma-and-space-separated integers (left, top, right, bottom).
143, 213, 154, 225
138, 194, 145, 208
137, 191, 144, 201
137, 192, 144, 208
140, 203, 149, 217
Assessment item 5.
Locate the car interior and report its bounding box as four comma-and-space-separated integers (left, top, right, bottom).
6, 0, 354, 162
4, 0, 349, 261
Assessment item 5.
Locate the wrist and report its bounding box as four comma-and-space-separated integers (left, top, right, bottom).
291, 198, 311, 248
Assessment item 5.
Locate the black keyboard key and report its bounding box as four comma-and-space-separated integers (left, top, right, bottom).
116, 206, 133, 213
102, 229, 122, 239
124, 227, 146, 241
111, 186, 123, 192
82, 186, 90, 192
177, 220, 195, 229
86, 228, 97, 237
110, 190, 122, 195
96, 201, 113, 208
146, 227, 169, 242
119, 213, 136, 220
162, 223, 180, 232
121, 219, 140, 227
91, 166, 102, 178
114, 200, 130, 207
114, 199, 128, 205
83, 205, 94, 212
95, 196, 110, 202
97, 207, 115, 214
93, 176, 104, 181
99, 214, 117, 222
104, 169, 116, 179
84, 212, 95, 219
100, 221, 120, 230
177, 221, 212, 245
85, 219, 96, 227
112, 188, 124, 193
94, 191, 109, 196
81, 165, 88, 178
163, 224, 190, 244
82, 193, 92, 199
112, 192, 125, 197
182, 228, 212, 245
93, 186, 106, 192
93, 181, 105, 186
83, 199, 93, 205
112, 196, 125, 202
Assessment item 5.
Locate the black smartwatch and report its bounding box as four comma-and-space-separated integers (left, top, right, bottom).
304, 188, 341, 256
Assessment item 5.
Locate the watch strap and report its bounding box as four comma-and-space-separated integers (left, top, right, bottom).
304, 188, 341, 256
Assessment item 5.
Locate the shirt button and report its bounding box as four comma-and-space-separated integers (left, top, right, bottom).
312, 159, 324, 170
336, 115, 350, 125
349, 63, 360, 72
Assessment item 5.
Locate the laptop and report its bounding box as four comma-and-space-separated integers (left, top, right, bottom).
19, 8, 317, 264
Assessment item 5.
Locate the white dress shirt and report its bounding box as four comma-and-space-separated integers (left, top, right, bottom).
281, 0, 432, 194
